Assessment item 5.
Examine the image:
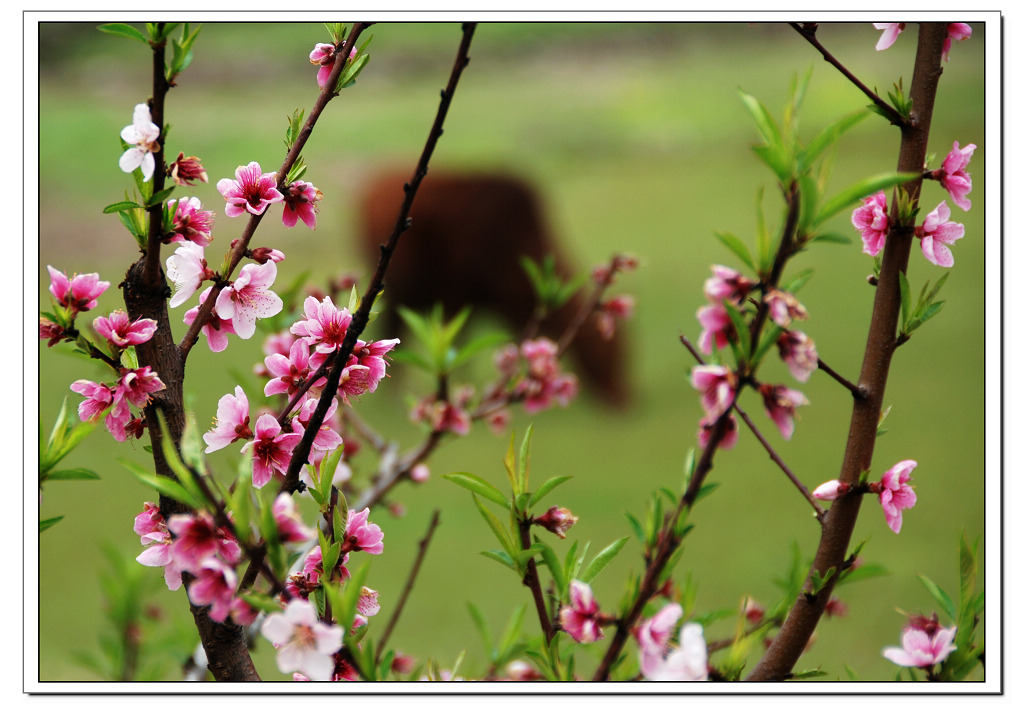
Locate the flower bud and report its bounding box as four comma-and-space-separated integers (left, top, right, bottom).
534, 506, 579, 539
168, 153, 208, 186
812, 479, 849, 501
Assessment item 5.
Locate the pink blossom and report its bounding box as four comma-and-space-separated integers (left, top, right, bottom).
203, 386, 253, 452
291, 397, 344, 454
696, 303, 734, 355
272, 493, 316, 544
93, 310, 157, 348
241, 413, 303, 488
282, 180, 322, 229
410, 398, 472, 435
939, 141, 976, 211
47, 266, 110, 313
873, 23, 906, 51
559, 580, 605, 644
167, 197, 215, 246
229, 597, 260, 627
183, 287, 237, 353
337, 364, 374, 403
357, 586, 380, 618
704, 264, 755, 304
249, 246, 286, 264
595, 294, 635, 340
943, 23, 972, 62
343, 507, 384, 554
264, 337, 325, 397
291, 296, 353, 354
350, 338, 400, 392
310, 41, 357, 89
115, 366, 166, 410
69, 379, 115, 422
168, 153, 208, 186
133, 502, 166, 542
636, 603, 684, 676
216, 261, 284, 340
217, 161, 284, 218
690, 364, 737, 422
851, 191, 889, 256
883, 614, 957, 668
697, 413, 738, 450
873, 459, 918, 533
777, 330, 818, 383
167, 512, 242, 570
916, 201, 965, 267
812, 479, 849, 501
764, 289, 808, 328
118, 103, 160, 181
187, 558, 238, 622
533, 506, 579, 539
39, 317, 67, 347
263, 598, 344, 681
759, 383, 808, 440
515, 338, 578, 413
410, 463, 430, 483
166, 242, 212, 308
641, 623, 709, 681
135, 534, 183, 591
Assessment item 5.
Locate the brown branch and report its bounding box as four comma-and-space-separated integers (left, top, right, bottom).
376, 510, 442, 657
747, 22, 948, 682
816, 354, 864, 398
519, 516, 556, 643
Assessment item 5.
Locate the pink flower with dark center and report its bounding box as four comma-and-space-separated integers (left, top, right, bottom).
216, 261, 284, 340
873, 23, 906, 51
697, 413, 739, 450
184, 287, 237, 353
272, 493, 316, 544
167, 197, 215, 246
167, 511, 242, 570
39, 317, 67, 347
915, 201, 965, 267
133, 502, 166, 542
168, 153, 208, 187
704, 264, 755, 304
690, 364, 737, 422
291, 296, 353, 354
351, 338, 400, 392
282, 180, 323, 229
217, 161, 284, 218
851, 191, 889, 257
343, 508, 384, 555
115, 366, 166, 410
119, 103, 161, 181
47, 266, 110, 313
764, 289, 808, 328
636, 603, 684, 676
777, 330, 818, 383
166, 242, 213, 309
883, 614, 957, 668
696, 303, 734, 355
759, 383, 808, 440
559, 580, 605, 644
93, 310, 157, 348
939, 141, 976, 211
337, 364, 374, 403
242, 413, 303, 489
187, 558, 238, 623
291, 397, 344, 453
265, 338, 325, 397
310, 41, 357, 89
262, 598, 343, 681
641, 623, 709, 681
204, 386, 253, 453
872, 459, 918, 533
943, 23, 972, 62
70, 379, 115, 422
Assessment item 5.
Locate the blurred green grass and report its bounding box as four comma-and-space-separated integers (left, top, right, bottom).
36, 21, 986, 682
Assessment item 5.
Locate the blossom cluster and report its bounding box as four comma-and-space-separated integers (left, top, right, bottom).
812, 459, 918, 534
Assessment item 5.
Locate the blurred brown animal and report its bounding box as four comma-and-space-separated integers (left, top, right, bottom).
357, 170, 629, 407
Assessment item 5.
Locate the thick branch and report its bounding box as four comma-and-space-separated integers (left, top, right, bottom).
747, 23, 947, 682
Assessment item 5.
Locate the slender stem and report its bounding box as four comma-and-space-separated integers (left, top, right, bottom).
376, 510, 441, 658
817, 354, 865, 398
789, 23, 908, 128
280, 23, 477, 495
519, 517, 556, 642
747, 23, 947, 682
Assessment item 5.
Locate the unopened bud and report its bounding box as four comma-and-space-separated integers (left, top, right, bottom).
812, 479, 849, 501
533, 506, 578, 539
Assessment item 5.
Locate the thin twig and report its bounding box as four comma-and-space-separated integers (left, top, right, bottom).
376, 510, 441, 658
816, 355, 865, 399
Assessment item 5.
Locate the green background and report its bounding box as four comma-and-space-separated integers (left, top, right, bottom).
36, 21, 986, 682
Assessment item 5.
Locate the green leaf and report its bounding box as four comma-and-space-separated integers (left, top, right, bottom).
715, 232, 756, 272
118, 459, 204, 509
442, 472, 509, 509
474, 496, 517, 558
800, 110, 870, 171
580, 537, 629, 584
44, 468, 101, 481
496, 604, 527, 662
467, 602, 494, 659
102, 200, 142, 214
517, 424, 534, 494
39, 516, 64, 532
533, 539, 566, 600
811, 231, 852, 244
449, 331, 511, 370
479, 549, 517, 571
739, 91, 786, 155
898, 271, 912, 333
98, 23, 149, 44
120, 345, 139, 370
528, 474, 573, 508
815, 172, 919, 228
917, 573, 957, 622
